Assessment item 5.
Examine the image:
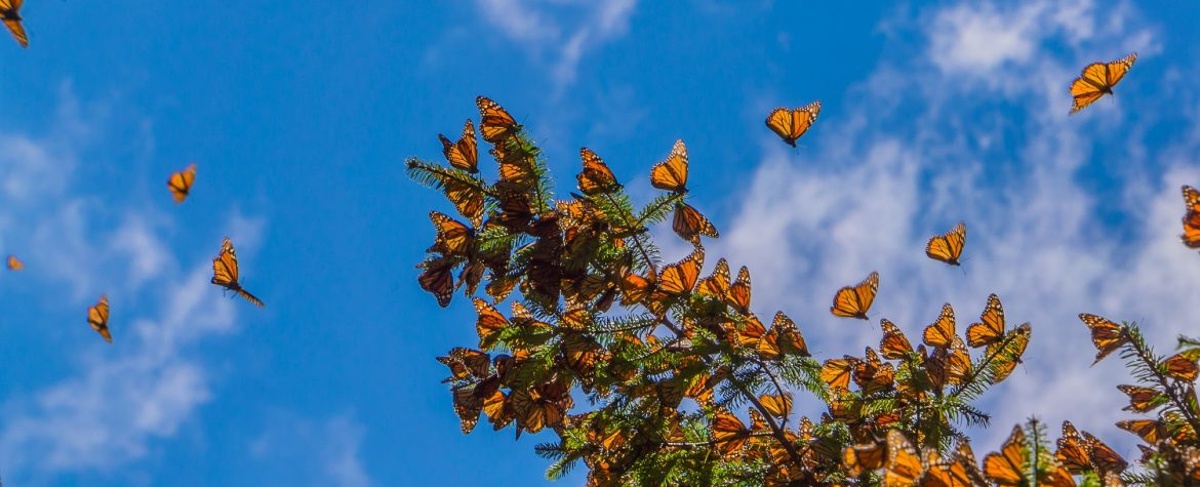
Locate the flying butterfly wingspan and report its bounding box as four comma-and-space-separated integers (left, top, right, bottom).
167, 163, 197, 203
1069, 52, 1136, 114
6, 254, 22, 271
966, 293, 1006, 348
650, 139, 689, 193
925, 221, 966, 266
438, 119, 479, 173
476, 96, 520, 143
765, 100, 821, 147
1078, 313, 1127, 365
1181, 185, 1200, 248
830, 271, 878, 320
88, 294, 112, 343
211, 237, 265, 307
0, 0, 27, 48
577, 147, 619, 195
671, 202, 718, 246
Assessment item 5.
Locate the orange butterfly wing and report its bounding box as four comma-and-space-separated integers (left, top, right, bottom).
923, 303, 956, 348
658, 249, 703, 297
671, 202, 719, 246
879, 318, 913, 360
475, 96, 520, 143
0, 0, 26, 48
1069, 52, 1136, 114
925, 221, 966, 266
6, 254, 22, 271
167, 163, 197, 203
577, 147, 619, 195
1078, 313, 1127, 365
984, 426, 1027, 485
439, 119, 479, 173
87, 294, 112, 343
966, 293, 1005, 348
1181, 185, 1200, 248
765, 101, 820, 147
211, 237, 265, 307
650, 139, 689, 193
830, 271, 878, 320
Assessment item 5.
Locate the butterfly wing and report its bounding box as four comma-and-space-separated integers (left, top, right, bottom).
440, 119, 479, 173
2, 13, 26, 49
167, 163, 197, 203
765, 108, 797, 147
1078, 313, 1126, 364
658, 249, 703, 297
1182, 185, 1200, 248
830, 271, 878, 319
87, 294, 112, 343
984, 426, 1028, 485
1070, 53, 1136, 114
925, 221, 966, 265
577, 147, 619, 194
475, 96, 520, 143
671, 202, 718, 246
6, 254, 22, 270
923, 303, 956, 348
649, 139, 689, 193
966, 293, 1005, 347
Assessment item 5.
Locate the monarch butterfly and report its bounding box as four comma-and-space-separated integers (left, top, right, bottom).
966, 293, 1005, 348
769, 311, 809, 357
923, 303, 956, 349
472, 298, 508, 350
1082, 430, 1128, 474
577, 147, 619, 195
6, 254, 22, 270
1164, 351, 1200, 381
438, 119, 478, 173
410, 161, 485, 226
984, 425, 1027, 485
476, 96, 520, 143
928, 335, 971, 390
671, 202, 719, 246
1116, 384, 1160, 413
87, 294, 112, 343
765, 101, 821, 147
1181, 185, 1200, 248
925, 221, 966, 266
830, 271, 878, 320
710, 409, 750, 458
0, 0, 27, 48
759, 393, 792, 419
924, 441, 987, 487
650, 139, 688, 193
821, 356, 856, 391
1056, 421, 1090, 473
697, 257, 731, 298
451, 384, 485, 433
1078, 313, 1127, 365
989, 323, 1030, 382
211, 237, 265, 307
879, 318, 913, 360
1117, 419, 1168, 444
427, 211, 474, 257
725, 265, 751, 314
437, 347, 491, 382
658, 249, 703, 297
418, 257, 455, 307
843, 440, 886, 477
162, 164, 195, 204
852, 347, 894, 394
1069, 52, 1137, 114
882, 429, 924, 486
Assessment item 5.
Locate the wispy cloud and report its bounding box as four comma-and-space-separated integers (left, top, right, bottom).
709, 0, 1196, 455
0, 88, 264, 483
474, 0, 638, 92
249, 411, 372, 487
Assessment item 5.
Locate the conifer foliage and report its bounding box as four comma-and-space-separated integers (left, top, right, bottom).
409, 97, 1199, 486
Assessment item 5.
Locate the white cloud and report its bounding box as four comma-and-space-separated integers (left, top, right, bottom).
474, 0, 638, 91
0, 89, 264, 483
707, 0, 1195, 458
249, 411, 372, 487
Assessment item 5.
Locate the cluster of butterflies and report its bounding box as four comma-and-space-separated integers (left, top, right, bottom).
760, 53, 1135, 150
844, 421, 1130, 487
25, 163, 266, 345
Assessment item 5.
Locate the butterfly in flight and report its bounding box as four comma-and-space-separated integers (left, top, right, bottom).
211, 237, 265, 307
830, 271, 878, 320
1069, 52, 1136, 114
765, 101, 821, 147
167, 163, 197, 203
0, 0, 27, 48
925, 221, 965, 266
6, 254, 22, 271
88, 294, 112, 343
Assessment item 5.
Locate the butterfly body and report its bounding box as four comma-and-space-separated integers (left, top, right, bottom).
211, 237, 265, 307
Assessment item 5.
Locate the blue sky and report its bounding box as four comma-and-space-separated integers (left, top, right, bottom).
1, 1, 1199, 485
